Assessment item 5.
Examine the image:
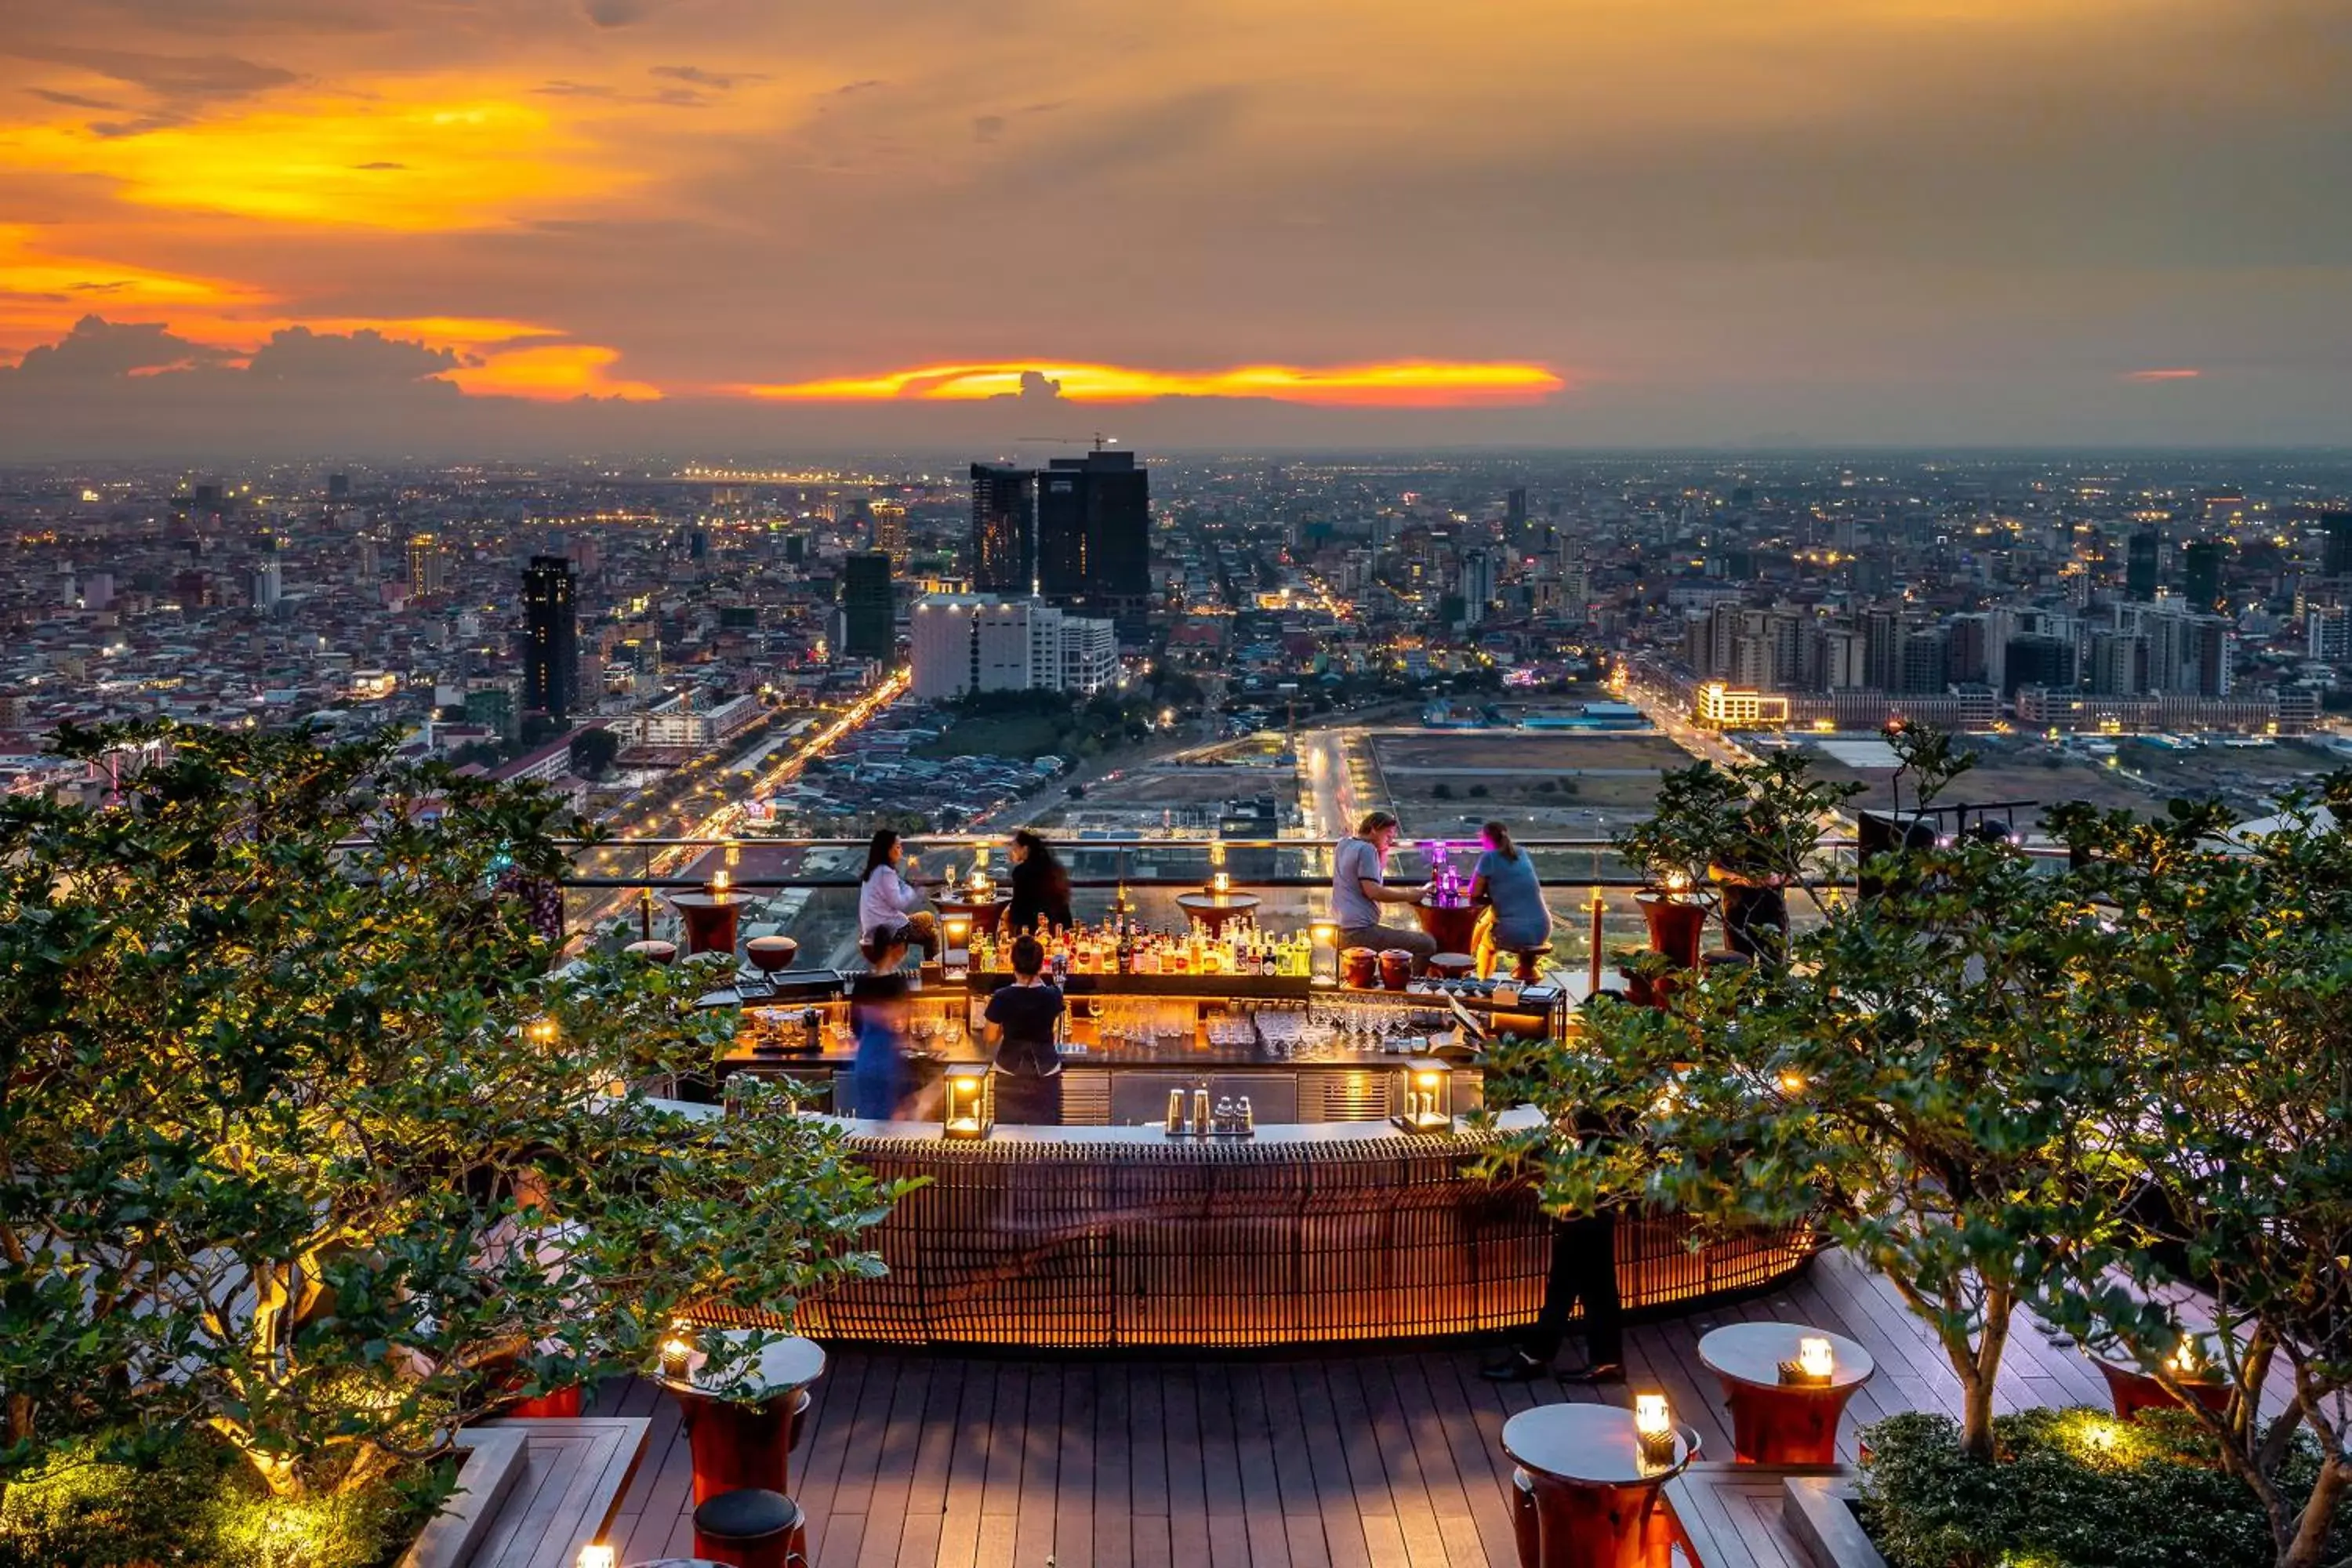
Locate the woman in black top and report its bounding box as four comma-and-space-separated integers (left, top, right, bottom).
1004, 829, 1073, 936
982, 935, 1065, 1124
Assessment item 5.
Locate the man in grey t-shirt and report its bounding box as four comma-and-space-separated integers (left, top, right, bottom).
1331, 810, 1437, 972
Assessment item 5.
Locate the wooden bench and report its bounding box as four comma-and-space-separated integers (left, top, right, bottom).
466, 1416, 652, 1568
1664, 1461, 1854, 1568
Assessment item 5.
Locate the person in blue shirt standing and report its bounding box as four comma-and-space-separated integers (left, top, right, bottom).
1469, 819, 1554, 978
848, 928, 916, 1120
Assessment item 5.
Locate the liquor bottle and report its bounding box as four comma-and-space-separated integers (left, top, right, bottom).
1117, 915, 1134, 976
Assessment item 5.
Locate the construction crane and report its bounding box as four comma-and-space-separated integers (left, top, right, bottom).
1017, 432, 1119, 451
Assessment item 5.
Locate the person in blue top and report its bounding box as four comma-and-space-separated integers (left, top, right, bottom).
1469, 819, 1554, 979
848, 927, 917, 1120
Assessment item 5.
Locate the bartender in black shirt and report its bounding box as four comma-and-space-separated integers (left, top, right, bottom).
982, 935, 1065, 1124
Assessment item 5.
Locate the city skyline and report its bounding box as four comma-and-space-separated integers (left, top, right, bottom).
3, 2, 2349, 455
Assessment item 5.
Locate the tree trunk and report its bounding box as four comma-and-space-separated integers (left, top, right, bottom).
2278, 1450, 2346, 1568
1958, 1370, 1998, 1461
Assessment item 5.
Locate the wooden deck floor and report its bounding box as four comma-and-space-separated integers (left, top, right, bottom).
588, 1248, 2139, 1567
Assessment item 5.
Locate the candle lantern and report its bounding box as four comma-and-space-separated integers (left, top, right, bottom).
577, 1545, 616, 1568
710, 867, 731, 899
1210, 869, 1232, 896
659, 1330, 695, 1381
1392, 1059, 1454, 1134
1634, 1392, 1677, 1468
1780, 1335, 1836, 1385
1309, 920, 1340, 986
942, 913, 973, 980
943, 1063, 994, 1140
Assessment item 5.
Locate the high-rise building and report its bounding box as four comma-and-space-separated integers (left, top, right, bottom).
249, 557, 281, 612
521, 555, 579, 720
971, 464, 1036, 592
909, 595, 1119, 699
327, 473, 350, 500
1457, 548, 1495, 628
842, 550, 895, 661
871, 502, 909, 567
2125, 525, 2161, 602
2183, 539, 2225, 612
1899, 629, 1949, 696
1505, 488, 1529, 535
2324, 512, 2352, 579
2307, 605, 2352, 662
2002, 634, 2074, 697
1037, 449, 1150, 604
408, 532, 448, 600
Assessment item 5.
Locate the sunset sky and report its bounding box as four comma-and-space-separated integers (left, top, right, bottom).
1, 0, 2347, 453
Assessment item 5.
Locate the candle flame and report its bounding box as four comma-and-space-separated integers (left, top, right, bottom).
1799, 1337, 1835, 1377
1635, 1392, 1671, 1436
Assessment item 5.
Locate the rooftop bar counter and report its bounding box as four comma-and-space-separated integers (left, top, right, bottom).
716, 1111, 1815, 1349
691, 964, 1815, 1345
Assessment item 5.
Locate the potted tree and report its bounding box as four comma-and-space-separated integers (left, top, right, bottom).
1613, 762, 1743, 970
1703, 750, 1865, 966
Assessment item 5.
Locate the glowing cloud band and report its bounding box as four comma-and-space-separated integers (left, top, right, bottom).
738, 359, 1568, 408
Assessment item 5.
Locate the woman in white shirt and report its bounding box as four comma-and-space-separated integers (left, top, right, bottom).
857, 828, 938, 965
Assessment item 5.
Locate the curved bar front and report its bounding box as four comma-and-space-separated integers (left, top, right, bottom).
742, 1110, 1813, 1350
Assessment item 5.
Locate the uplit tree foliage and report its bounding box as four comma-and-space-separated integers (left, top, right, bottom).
1495, 733, 2129, 1462
0, 722, 906, 1502
1491, 735, 2352, 1564
2038, 793, 2352, 1568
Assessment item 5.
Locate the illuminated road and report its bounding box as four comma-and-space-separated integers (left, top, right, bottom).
570, 671, 909, 938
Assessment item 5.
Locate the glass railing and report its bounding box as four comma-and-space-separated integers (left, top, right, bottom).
541, 834, 1956, 975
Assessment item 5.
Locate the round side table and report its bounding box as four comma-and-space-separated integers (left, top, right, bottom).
1414, 897, 1479, 955
936, 893, 1013, 938
1696, 1321, 1875, 1465
1500, 1403, 1696, 1568
668, 893, 742, 960
658, 1332, 826, 1506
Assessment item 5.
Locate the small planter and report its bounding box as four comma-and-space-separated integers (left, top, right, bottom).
1636, 890, 1709, 970
2092, 1358, 2231, 1421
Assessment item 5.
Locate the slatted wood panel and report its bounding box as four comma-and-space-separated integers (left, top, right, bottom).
764, 1134, 1811, 1348
595, 1247, 2240, 1568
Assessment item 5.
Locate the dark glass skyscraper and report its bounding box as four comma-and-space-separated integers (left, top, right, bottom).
1036, 450, 1150, 602
2183, 539, 2224, 612
2324, 512, 2352, 579
842, 550, 895, 661
521, 555, 578, 720
2125, 526, 2160, 602
970, 463, 1036, 592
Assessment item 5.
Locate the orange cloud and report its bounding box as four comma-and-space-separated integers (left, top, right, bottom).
2124, 368, 2202, 382
737, 359, 1569, 408
0, 91, 635, 231
439, 343, 662, 401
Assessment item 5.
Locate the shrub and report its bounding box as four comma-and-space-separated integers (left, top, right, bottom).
1467, 783, 1489, 798
0, 1434, 450, 1568
1859, 1409, 2344, 1568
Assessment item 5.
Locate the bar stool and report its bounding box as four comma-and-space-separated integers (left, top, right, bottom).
745, 936, 799, 976
691, 1488, 808, 1568
1499, 944, 1550, 983
624, 938, 678, 965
